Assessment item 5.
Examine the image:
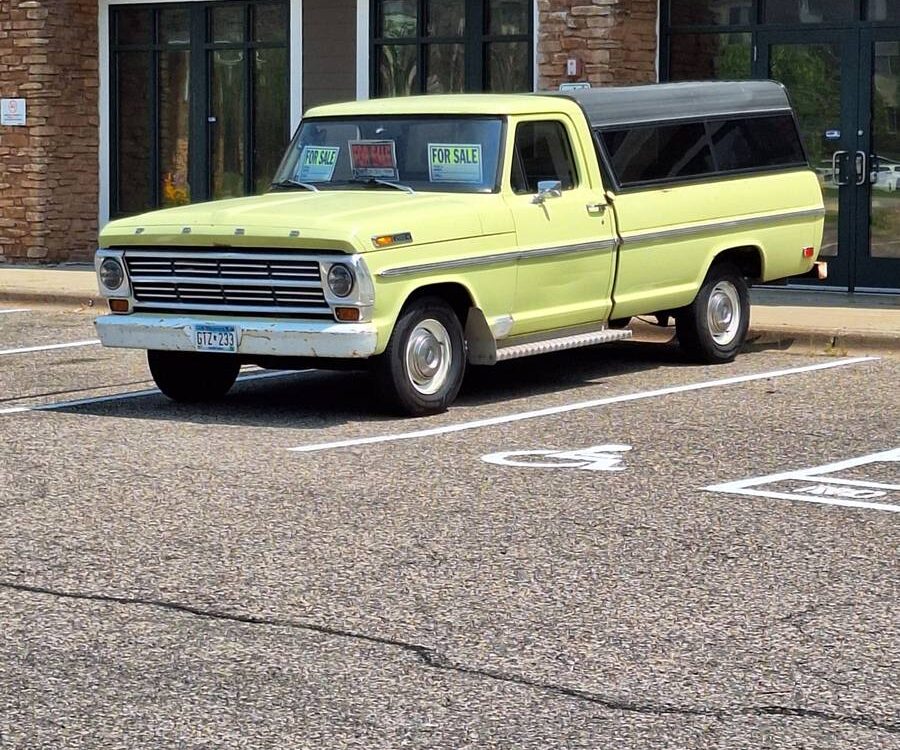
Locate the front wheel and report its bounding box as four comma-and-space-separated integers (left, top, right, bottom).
374, 297, 466, 416
676, 264, 749, 363
148, 350, 240, 402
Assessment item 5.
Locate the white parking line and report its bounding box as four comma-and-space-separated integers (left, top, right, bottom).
705, 447, 900, 513
289, 357, 877, 454
0, 370, 308, 415
0, 339, 101, 356
0, 308, 30, 315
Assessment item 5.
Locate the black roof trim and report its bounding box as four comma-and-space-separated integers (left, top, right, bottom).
545, 81, 793, 128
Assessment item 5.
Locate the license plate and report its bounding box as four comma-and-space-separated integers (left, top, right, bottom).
193, 324, 237, 353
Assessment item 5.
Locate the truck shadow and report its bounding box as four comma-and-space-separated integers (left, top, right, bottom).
46, 337, 686, 429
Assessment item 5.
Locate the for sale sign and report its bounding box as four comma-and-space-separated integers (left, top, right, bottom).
1, 98, 26, 126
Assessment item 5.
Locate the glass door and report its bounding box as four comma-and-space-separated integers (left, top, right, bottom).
857, 29, 900, 290
760, 27, 900, 291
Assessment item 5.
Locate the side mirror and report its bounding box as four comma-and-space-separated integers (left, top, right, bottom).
533, 180, 563, 204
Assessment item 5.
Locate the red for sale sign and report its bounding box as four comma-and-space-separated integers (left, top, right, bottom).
349, 140, 399, 180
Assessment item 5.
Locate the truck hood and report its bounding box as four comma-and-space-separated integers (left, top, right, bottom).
100, 190, 502, 252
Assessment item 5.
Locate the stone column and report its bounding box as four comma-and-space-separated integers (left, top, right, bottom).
537, 0, 658, 91
0, 0, 98, 264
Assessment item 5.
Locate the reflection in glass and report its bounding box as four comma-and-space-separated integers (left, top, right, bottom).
210, 50, 246, 199
871, 41, 900, 259
867, 0, 900, 22
426, 0, 464, 37
212, 5, 245, 43
670, 0, 753, 26
378, 45, 418, 96
159, 51, 191, 207
253, 48, 289, 193
765, 0, 854, 24
426, 44, 464, 92
116, 8, 152, 45
486, 42, 530, 92
159, 8, 190, 45
772, 43, 842, 257
380, 0, 417, 38
254, 3, 288, 43
488, 0, 529, 35
117, 52, 152, 214
669, 33, 751, 80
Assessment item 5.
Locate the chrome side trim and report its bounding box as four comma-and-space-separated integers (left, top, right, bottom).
377, 238, 617, 279
620, 207, 826, 247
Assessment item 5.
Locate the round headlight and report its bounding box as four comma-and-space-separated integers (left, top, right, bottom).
99, 258, 125, 290
327, 264, 354, 297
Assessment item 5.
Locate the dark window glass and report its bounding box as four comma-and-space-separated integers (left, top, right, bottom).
426, 44, 465, 93
117, 51, 152, 213
488, 0, 530, 35
427, 0, 464, 37
378, 44, 419, 95
116, 8, 152, 45
253, 47, 289, 193
486, 41, 531, 92
380, 0, 417, 38
210, 49, 246, 199
867, 0, 900, 22
512, 121, 578, 194
601, 123, 714, 186
159, 50, 191, 206
670, 0, 752, 26
254, 3, 288, 43
709, 115, 807, 171
669, 33, 752, 80
159, 8, 190, 45
764, 0, 855, 24
211, 5, 245, 43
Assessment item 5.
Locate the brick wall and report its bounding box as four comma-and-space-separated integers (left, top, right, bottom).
538, 0, 658, 90
0, 0, 98, 264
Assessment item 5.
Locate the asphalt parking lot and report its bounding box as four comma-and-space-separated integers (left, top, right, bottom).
0, 303, 897, 749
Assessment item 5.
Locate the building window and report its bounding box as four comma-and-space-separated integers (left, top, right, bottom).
110, 1, 289, 217
371, 0, 533, 96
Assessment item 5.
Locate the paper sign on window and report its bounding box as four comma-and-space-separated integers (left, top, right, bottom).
428, 143, 483, 183
295, 146, 339, 181
349, 140, 398, 180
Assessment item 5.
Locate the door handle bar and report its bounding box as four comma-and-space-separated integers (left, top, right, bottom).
855, 151, 868, 186
832, 150, 849, 186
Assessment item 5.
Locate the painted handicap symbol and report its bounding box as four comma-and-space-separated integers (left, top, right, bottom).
482, 444, 632, 472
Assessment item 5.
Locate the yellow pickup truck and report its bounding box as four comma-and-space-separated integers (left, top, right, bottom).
95, 81, 825, 416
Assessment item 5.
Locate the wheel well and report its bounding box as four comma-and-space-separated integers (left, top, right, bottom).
402, 282, 474, 323
712, 246, 763, 282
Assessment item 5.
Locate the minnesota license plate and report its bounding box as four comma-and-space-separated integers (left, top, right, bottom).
193, 324, 237, 353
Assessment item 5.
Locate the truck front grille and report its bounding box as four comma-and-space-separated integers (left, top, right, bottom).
124, 250, 331, 317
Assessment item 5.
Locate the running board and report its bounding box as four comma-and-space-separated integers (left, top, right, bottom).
495, 328, 632, 362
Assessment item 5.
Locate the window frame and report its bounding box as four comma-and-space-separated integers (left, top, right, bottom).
510, 119, 581, 195
595, 111, 811, 193
369, 0, 534, 96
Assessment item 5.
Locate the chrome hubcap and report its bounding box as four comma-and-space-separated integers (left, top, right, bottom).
707, 281, 741, 345
405, 318, 452, 395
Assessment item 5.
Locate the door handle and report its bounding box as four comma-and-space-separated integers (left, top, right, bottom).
832, 150, 849, 186
586, 203, 606, 215
855, 151, 868, 186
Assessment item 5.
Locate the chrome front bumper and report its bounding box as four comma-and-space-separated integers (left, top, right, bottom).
95, 314, 379, 359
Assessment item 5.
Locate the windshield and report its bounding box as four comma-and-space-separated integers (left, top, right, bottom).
272, 116, 504, 193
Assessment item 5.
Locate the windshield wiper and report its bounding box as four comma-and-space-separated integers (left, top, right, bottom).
271, 178, 320, 192
352, 178, 416, 195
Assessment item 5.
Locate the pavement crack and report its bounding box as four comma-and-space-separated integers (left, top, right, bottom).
2, 579, 898, 735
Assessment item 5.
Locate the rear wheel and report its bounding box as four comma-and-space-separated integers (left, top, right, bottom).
676, 263, 749, 363
148, 350, 240, 402
374, 297, 466, 416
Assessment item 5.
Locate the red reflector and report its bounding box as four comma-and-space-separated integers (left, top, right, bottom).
802, 247, 815, 258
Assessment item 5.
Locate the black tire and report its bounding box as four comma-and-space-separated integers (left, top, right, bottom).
148, 349, 240, 402
676, 263, 750, 363
374, 296, 466, 416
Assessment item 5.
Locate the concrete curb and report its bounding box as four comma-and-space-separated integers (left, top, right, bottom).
747, 327, 900, 356
0, 289, 103, 307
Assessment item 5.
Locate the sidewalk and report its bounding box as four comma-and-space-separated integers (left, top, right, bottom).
1, 264, 898, 355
